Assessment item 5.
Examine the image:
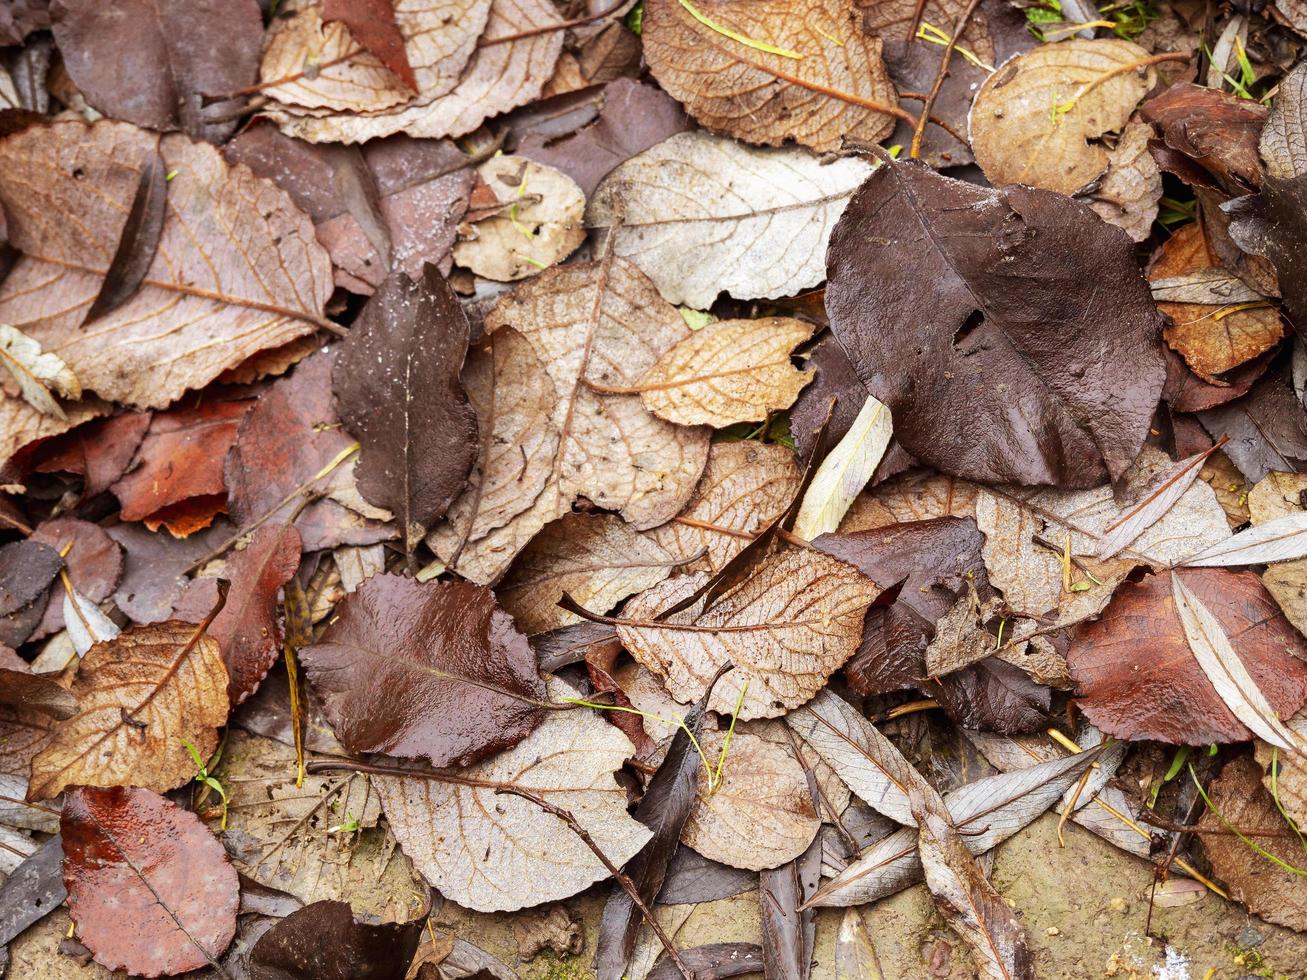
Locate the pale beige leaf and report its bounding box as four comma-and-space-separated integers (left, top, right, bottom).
969, 39, 1159, 194
1097, 446, 1212, 559
1088, 121, 1162, 242
646, 441, 800, 575
1255, 712, 1307, 829
334, 543, 385, 593
586, 131, 874, 308
1246, 473, 1307, 636
0, 119, 332, 418
0, 324, 80, 421
794, 394, 893, 541
615, 316, 814, 427
1171, 571, 1307, 753
643, 0, 899, 153
429, 258, 709, 583
1261, 60, 1307, 180
837, 469, 977, 533
616, 547, 878, 719
923, 581, 1003, 678
28, 621, 229, 800
498, 513, 684, 635
62, 588, 119, 657
452, 156, 585, 282
268, 0, 563, 143
680, 731, 820, 871
750, 716, 850, 818
260, 0, 489, 113
374, 678, 653, 913
835, 908, 885, 980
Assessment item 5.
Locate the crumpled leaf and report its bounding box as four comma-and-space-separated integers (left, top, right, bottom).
62, 785, 239, 977
826, 158, 1166, 488
499, 513, 683, 635
613, 546, 878, 719
0, 118, 333, 417
249, 899, 425, 980
373, 677, 653, 913
969, 38, 1160, 194
642, 0, 898, 154
28, 619, 229, 799
794, 394, 893, 542
1086, 121, 1162, 242
50, 0, 264, 142
1141, 82, 1268, 194
587, 131, 873, 308
1068, 568, 1307, 745
452, 156, 585, 282
0, 322, 79, 419
333, 266, 477, 554
1260, 59, 1307, 180
1225, 175, 1307, 341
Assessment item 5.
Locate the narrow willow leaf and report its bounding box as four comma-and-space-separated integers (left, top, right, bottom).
1170, 572, 1307, 752
1097, 445, 1215, 559
1180, 510, 1307, 567
63, 588, 120, 657
793, 393, 892, 541
834, 908, 884, 980
0, 324, 81, 420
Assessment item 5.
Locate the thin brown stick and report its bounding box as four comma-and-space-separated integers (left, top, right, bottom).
479, 0, 628, 46
1137, 809, 1301, 838
906, 0, 929, 42
911, 0, 983, 159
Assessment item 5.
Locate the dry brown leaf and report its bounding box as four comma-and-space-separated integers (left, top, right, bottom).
615, 546, 878, 719
1247, 471, 1307, 640
969, 39, 1160, 194
646, 441, 801, 575
268, 0, 563, 143
28, 620, 229, 800
498, 513, 684, 635
452, 156, 585, 282
1087, 121, 1162, 242
259, 0, 490, 113
680, 731, 820, 871
837, 470, 977, 533
428, 257, 710, 584
374, 678, 652, 913
642, 0, 898, 153
0, 119, 331, 422
615, 317, 814, 428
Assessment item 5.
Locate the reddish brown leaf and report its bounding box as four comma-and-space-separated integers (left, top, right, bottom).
300, 575, 545, 767
61, 785, 239, 977
322, 0, 418, 92
1068, 569, 1307, 744
28, 517, 122, 639
31, 411, 151, 499
249, 899, 425, 980
1141, 83, 1267, 194
106, 519, 231, 625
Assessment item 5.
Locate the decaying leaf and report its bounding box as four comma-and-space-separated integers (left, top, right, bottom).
642, 0, 898, 154
1086, 120, 1162, 242
373, 678, 653, 913
969, 39, 1160, 194
1198, 372, 1307, 483
322, 0, 419, 91
587, 131, 873, 308
834, 908, 884, 980
28, 619, 230, 800
1225, 176, 1307, 341
794, 394, 893, 542
1141, 82, 1268, 194
1261, 60, 1307, 180
62, 785, 239, 977
0, 661, 76, 720
301, 574, 544, 767
0, 323, 79, 419
248, 899, 425, 980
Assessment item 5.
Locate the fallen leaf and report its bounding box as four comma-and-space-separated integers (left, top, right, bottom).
1141, 82, 1268, 193
31, 410, 151, 500
793, 394, 893, 542
1087, 120, 1163, 242
658, 846, 756, 906
834, 908, 884, 980
333, 266, 476, 553
1225, 176, 1307, 341
586, 131, 874, 308
826, 159, 1166, 488
499, 513, 683, 635
1260, 60, 1307, 180
28, 618, 229, 799
0, 836, 65, 949
0, 537, 61, 648
301, 574, 544, 767
922, 581, 1004, 678
642, 0, 898, 153
249, 899, 425, 980
1097, 446, 1218, 559
0, 119, 333, 416
105, 519, 231, 625
1198, 372, 1307, 482
837, 468, 977, 532
452, 156, 585, 281
613, 546, 878, 719
647, 943, 764, 980
50, 0, 264, 141
0, 323, 79, 419
322, 0, 419, 92
759, 838, 822, 980
969, 38, 1160, 194
28, 516, 122, 639
0, 661, 76, 719
1068, 568, 1307, 745
62, 586, 119, 658
1181, 509, 1307, 567
373, 677, 653, 913
612, 316, 814, 428
62, 785, 239, 977
82, 149, 168, 326
1256, 712, 1307, 830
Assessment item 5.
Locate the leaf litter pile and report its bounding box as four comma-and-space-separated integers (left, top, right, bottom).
3, 0, 1307, 977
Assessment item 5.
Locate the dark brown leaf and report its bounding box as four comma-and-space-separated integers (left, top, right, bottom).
826, 159, 1167, 488
249, 899, 424, 980
300, 574, 545, 767
28, 517, 122, 638
1198, 372, 1307, 482
1226, 175, 1307, 340
1141, 83, 1268, 193
81, 150, 167, 327
1068, 568, 1307, 744
0, 836, 64, 950
106, 518, 231, 624
333, 267, 477, 554
760, 837, 822, 980
61, 785, 239, 977
657, 846, 757, 905
0, 538, 60, 647
1162, 345, 1271, 413
322, 0, 418, 92
0, 663, 75, 719
49, 0, 265, 142
648, 943, 764, 980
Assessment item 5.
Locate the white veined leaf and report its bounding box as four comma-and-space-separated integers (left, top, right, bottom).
1170, 571, 1306, 753
1097, 447, 1213, 559
63, 587, 120, 657
0, 324, 82, 420
1180, 510, 1307, 567
793, 394, 892, 541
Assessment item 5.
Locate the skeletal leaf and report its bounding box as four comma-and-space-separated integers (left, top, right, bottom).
0, 323, 79, 420
794, 394, 893, 542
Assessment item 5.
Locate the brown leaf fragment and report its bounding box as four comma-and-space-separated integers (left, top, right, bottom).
760, 837, 821, 980
333, 266, 477, 554
1225, 175, 1307, 341
1261, 60, 1307, 180
0, 537, 61, 647
922, 581, 1002, 679
249, 899, 425, 980
105, 518, 229, 625
28, 618, 230, 800
82, 150, 167, 327
1198, 372, 1307, 483
62, 785, 239, 977
1141, 82, 1268, 194
0, 660, 76, 719
1086, 121, 1162, 242
28, 517, 122, 639
643, 0, 899, 153
32, 410, 151, 499
300, 574, 544, 767
322, 0, 419, 92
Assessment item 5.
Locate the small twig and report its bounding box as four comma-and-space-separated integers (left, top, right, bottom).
1137, 810, 1302, 838
479, 0, 628, 46
910, 0, 983, 159
906, 0, 929, 42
